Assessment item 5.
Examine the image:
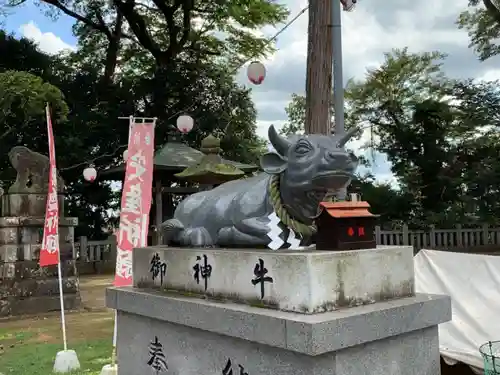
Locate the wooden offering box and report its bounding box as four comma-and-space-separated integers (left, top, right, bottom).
316, 201, 378, 251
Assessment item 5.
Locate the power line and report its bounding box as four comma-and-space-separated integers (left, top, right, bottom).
61, 6, 309, 172
61, 145, 127, 171
165, 5, 310, 122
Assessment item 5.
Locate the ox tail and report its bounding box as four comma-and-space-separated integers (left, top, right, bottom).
160, 218, 184, 244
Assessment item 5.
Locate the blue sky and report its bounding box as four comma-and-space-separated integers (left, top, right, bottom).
2, 3, 76, 47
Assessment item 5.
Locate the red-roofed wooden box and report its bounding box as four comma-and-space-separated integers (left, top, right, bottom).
316, 201, 378, 251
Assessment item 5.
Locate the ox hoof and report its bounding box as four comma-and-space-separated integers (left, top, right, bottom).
179, 227, 214, 247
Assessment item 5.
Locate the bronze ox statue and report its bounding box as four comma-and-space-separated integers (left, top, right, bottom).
161, 125, 359, 248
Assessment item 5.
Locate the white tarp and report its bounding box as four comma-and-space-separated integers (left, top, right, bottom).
414, 249, 500, 372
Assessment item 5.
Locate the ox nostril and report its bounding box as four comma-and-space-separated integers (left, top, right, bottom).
327, 152, 347, 163
327, 152, 338, 161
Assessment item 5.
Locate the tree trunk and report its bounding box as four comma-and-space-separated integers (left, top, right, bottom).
304, 0, 333, 135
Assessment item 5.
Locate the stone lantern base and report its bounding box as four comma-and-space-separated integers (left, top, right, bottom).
0, 215, 81, 317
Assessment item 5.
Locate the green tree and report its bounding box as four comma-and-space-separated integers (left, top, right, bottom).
456, 131, 500, 224
349, 174, 414, 227
0, 32, 136, 238
345, 50, 500, 226
39, 0, 282, 165
2, 0, 289, 165
386, 99, 463, 225
0, 70, 68, 138
2, 0, 289, 84
0, 70, 68, 184
0, 30, 269, 237
341, 49, 479, 226
282, 48, 500, 226
281, 93, 306, 136
457, 0, 500, 61
63, 11, 270, 164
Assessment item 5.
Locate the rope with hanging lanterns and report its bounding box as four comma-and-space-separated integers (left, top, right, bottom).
62, 6, 310, 174
78, 114, 195, 182
164, 5, 309, 120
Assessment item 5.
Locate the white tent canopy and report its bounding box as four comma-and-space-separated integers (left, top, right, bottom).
414, 249, 500, 372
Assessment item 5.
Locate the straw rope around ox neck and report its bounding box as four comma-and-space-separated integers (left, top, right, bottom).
269, 175, 317, 238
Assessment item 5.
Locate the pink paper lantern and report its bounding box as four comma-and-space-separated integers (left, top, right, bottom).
176, 115, 194, 133
247, 61, 266, 85
83, 167, 97, 182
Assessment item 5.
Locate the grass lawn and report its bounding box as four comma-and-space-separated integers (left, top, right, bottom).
0, 310, 114, 375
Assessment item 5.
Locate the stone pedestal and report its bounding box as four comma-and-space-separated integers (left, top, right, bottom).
0, 216, 81, 316
1, 192, 65, 217
107, 246, 452, 375
133, 246, 415, 313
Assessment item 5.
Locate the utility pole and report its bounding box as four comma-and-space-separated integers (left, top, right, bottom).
304, 0, 333, 135
332, 0, 348, 136
304, 0, 355, 136
304, 0, 356, 201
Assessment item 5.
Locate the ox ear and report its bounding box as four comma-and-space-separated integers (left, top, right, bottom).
260, 152, 287, 175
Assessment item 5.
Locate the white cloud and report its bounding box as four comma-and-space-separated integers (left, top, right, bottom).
241, 0, 500, 186
19, 21, 75, 55
256, 120, 283, 139
476, 69, 500, 82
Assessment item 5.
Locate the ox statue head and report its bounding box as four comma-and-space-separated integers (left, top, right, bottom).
261, 125, 359, 223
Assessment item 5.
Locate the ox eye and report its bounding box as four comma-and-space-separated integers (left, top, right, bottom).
295, 142, 312, 155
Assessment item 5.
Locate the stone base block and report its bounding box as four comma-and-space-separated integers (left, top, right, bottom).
1, 193, 66, 217
132, 245, 415, 313
107, 287, 451, 375
0, 217, 77, 262
0, 294, 81, 316
0, 276, 79, 298
0, 260, 81, 317
0, 260, 77, 282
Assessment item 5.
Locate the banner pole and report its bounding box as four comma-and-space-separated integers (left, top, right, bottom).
57, 253, 68, 351
46, 103, 80, 372
110, 310, 117, 365
110, 115, 134, 368
105, 116, 156, 375
46, 103, 68, 351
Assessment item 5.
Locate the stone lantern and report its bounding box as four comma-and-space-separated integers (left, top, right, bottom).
174, 134, 246, 185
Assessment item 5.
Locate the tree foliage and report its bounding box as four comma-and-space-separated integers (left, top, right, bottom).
283, 48, 500, 227
0, 0, 286, 166
0, 8, 269, 238
281, 93, 306, 136
0, 70, 68, 139
350, 174, 414, 228
42, 0, 279, 165
457, 0, 500, 61
2, 0, 289, 84
0, 31, 136, 237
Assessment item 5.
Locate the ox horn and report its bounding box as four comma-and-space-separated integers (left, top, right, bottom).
336, 127, 359, 148
268, 125, 291, 156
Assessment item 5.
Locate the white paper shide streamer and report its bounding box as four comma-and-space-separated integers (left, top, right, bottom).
266, 212, 284, 250
265, 212, 304, 250
286, 228, 301, 249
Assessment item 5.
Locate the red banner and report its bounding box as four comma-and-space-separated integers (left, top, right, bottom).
40, 104, 60, 267
114, 122, 155, 287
